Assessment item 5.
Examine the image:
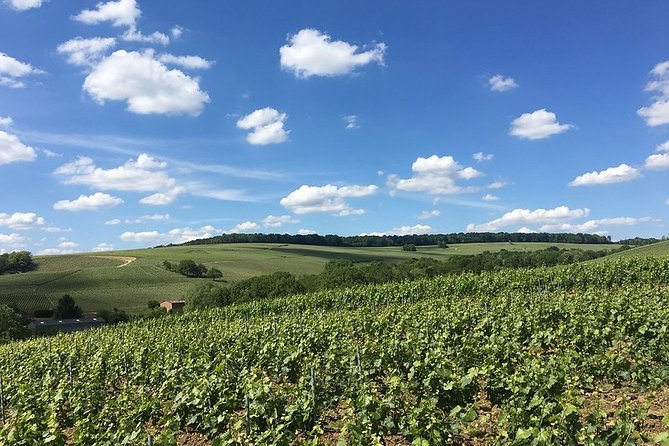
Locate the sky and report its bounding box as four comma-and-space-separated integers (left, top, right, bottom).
0, 0, 668, 255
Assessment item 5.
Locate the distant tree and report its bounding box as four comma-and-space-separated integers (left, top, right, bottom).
196, 263, 208, 277
98, 307, 129, 325
176, 259, 200, 277
162, 261, 173, 271
402, 244, 417, 252
0, 251, 36, 274
147, 300, 160, 309
187, 282, 232, 309
54, 294, 83, 319
206, 267, 223, 280
437, 240, 449, 249
0, 305, 28, 344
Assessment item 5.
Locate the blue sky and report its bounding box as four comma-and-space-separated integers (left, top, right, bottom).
0, 0, 668, 254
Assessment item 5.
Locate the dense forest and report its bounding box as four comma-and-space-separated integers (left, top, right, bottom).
173, 231, 612, 248
0, 251, 35, 275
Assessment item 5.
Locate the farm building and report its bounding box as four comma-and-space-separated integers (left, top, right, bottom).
28, 317, 106, 334
160, 300, 186, 312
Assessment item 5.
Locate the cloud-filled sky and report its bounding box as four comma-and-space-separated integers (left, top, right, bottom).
1, 0, 668, 254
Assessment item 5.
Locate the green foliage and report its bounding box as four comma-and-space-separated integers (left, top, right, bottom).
147, 300, 160, 309
402, 243, 417, 252
97, 307, 130, 325
187, 282, 232, 309
205, 267, 223, 280
0, 304, 28, 344
53, 294, 82, 319
2, 257, 669, 442
0, 250, 36, 275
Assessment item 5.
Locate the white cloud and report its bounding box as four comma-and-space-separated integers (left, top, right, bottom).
473, 152, 494, 162
0, 52, 42, 88
53, 192, 124, 211
229, 221, 260, 233
568, 164, 640, 186
38, 241, 81, 255
120, 225, 219, 244
0, 131, 37, 165
57, 37, 116, 66
510, 109, 573, 140
638, 60, 669, 127
122, 26, 169, 45
84, 50, 210, 116
0, 233, 24, 247
139, 187, 185, 206
72, 0, 140, 27
123, 214, 170, 223
391, 224, 433, 235
158, 54, 213, 70
297, 228, 316, 235
488, 74, 518, 92
656, 140, 669, 152
236, 107, 290, 145
280, 184, 378, 215
343, 115, 359, 129
0, 212, 44, 231
0, 116, 12, 127
418, 210, 440, 220
487, 181, 506, 189
54, 154, 176, 192
105, 218, 121, 225
5, 0, 43, 11
482, 194, 499, 202
280, 28, 386, 78
170, 26, 183, 39
58, 241, 79, 249
92, 242, 114, 252
645, 153, 669, 170
540, 217, 652, 233
262, 215, 298, 228
516, 227, 537, 234
387, 155, 482, 195
466, 206, 590, 232
42, 149, 60, 158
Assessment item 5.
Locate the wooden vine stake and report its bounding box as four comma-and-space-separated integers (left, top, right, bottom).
0, 376, 5, 424
245, 395, 250, 436
355, 347, 362, 374
147, 434, 154, 446
310, 368, 317, 421
68, 359, 73, 391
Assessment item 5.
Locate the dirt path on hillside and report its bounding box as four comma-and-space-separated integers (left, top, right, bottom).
88, 256, 137, 267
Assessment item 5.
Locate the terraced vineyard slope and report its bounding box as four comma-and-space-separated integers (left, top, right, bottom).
1, 257, 668, 444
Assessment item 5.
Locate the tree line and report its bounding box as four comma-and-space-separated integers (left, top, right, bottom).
187, 245, 623, 309
168, 231, 613, 249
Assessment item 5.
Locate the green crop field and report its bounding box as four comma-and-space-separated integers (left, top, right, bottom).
597, 240, 669, 261
1, 257, 669, 445
0, 242, 622, 314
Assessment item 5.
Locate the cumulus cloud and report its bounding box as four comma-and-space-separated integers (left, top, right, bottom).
280, 184, 378, 215
0, 131, 37, 165
38, 241, 81, 255
0, 52, 42, 88
92, 242, 114, 252
236, 107, 290, 145
0, 116, 12, 127
280, 28, 386, 78
139, 187, 185, 206
53, 192, 124, 211
72, 0, 140, 27
262, 215, 298, 228
482, 194, 499, 202
229, 221, 260, 233
0, 212, 45, 230
418, 210, 440, 220
5, 0, 43, 11
84, 50, 210, 116
488, 74, 518, 92
0, 233, 24, 249
170, 26, 183, 39
638, 60, 669, 126
516, 227, 537, 234
387, 155, 482, 196
473, 152, 494, 162
466, 206, 590, 232
361, 224, 433, 236
120, 225, 219, 244
540, 217, 653, 233
510, 109, 573, 140
105, 218, 121, 225
656, 140, 669, 152
158, 54, 213, 70
124, 214, 170, 223
568, 164, 640, 186
297, 229, 317, 235
122, 27, 169, 45
54, 153, 176, 192
57, 37, 116, 66
645, 152, 669, 170
343, 115, 359, 129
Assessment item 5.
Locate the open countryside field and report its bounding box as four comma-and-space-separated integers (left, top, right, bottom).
596, 239, 669, 260
0, 242, 623, 314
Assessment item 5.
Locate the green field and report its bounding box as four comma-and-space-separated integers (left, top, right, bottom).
596, 239, 669, 260
0, 242, 622, 314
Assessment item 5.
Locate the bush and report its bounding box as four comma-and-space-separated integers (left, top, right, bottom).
402, 244, 417, 252
187, 282, 233, 309
98, 307, 130, 325
54, 294, 82, 319
0, 305, 28, 344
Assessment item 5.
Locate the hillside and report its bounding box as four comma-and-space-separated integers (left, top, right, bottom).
0, 242, 621, 314
600, 240, 669, 260
1, 257, 669, 444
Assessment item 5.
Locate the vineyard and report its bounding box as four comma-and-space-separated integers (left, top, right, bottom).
1, 257, 669, 445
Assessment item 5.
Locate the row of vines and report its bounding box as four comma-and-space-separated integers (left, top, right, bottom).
1, 258, 669, 444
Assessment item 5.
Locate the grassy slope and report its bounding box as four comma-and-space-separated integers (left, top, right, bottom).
0, 242, 620, 314
598, 240, 669, 260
